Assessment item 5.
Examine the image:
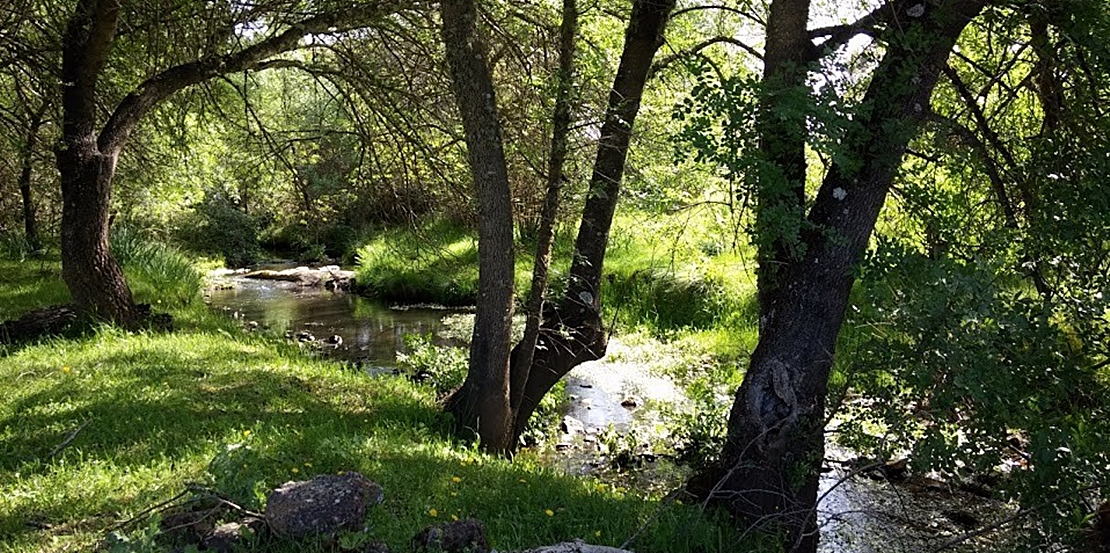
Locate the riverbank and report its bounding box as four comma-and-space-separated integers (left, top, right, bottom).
0, 256, 739, 553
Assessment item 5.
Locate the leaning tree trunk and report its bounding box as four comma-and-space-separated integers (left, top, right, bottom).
440, 0, 517, 453
511, 0, 579, 414
509, 0, 676, 441
690, 3, 987, 552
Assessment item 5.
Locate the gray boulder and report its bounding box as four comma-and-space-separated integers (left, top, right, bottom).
265, 472, 384, 539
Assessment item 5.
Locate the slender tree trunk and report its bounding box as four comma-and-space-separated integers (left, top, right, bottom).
690, 3, 987, 552
754, 0, 811, 328
440, 0, 517, 453
19, 108, 45, 252
512, 0, 578, 413
509, 0, 676, 441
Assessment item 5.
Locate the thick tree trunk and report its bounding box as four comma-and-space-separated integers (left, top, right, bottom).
56, 0, 142, 326
509, 0, 676, 441
512, 0, 579, 413
440, 0, 517, 452
18, 108, 44, 252
57, 144, 142, 325
690, 3, 987, 552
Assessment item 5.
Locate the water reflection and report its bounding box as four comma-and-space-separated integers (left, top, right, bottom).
205, 278, 466, 366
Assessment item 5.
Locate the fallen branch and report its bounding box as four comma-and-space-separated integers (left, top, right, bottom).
47, 419, 92, 458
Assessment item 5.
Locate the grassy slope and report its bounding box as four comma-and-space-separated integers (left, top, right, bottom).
0, 257, 738, 553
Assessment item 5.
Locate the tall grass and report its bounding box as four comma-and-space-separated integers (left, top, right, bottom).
110, 226, 203, 306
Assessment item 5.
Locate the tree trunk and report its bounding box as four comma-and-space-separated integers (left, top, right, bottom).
51, 0, 404, 326
512, 0, 579, 413
753, 0, 811, 329
55, 0, 142, 326
690, 3, 987, 551
440, 0, 517, 453
509, 0, 676, 441
19, 108, 45, 252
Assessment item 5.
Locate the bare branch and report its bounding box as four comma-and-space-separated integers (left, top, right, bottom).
651, 35, 762, 78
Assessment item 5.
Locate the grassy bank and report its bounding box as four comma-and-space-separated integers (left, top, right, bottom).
354, 210, 760, 355
0, 255, 742, 552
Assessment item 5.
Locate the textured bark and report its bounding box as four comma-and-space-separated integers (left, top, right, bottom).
57, 0, 140, 325
440, 0, 516, 452
512, 0, 578, 413
691, 3, 988, 552
509, 0, 676, 441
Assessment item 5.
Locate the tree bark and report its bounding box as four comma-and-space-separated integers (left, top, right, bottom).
56, 0, 141, 325
690, 3, 988, 551
512, 0, 579, 413
509, 0, 676, 441
440, 0, 517, 453
18, 106, 45, 252
754, 0, 812, 329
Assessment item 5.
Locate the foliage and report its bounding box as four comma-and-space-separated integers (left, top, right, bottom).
177, 189, 264, 269
836, 241, 1110, 548
396, 333, 470, 396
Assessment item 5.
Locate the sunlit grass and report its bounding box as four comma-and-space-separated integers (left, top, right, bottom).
0, 252, 747, 553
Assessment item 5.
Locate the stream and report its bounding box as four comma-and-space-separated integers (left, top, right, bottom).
204, 270, 1014, 553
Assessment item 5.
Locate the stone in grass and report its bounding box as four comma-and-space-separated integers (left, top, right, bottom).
411, 518, 489, 553
265, 472, 384, 539
517, 540, 633, 553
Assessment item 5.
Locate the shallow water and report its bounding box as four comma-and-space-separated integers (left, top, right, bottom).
205, 276, 466, 367
204, 274, 1013, 552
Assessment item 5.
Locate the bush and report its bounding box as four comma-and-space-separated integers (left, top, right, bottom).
183, 189, 262, 268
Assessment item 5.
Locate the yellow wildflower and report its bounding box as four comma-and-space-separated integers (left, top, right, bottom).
429, 509, 438, 517
544, 509, 554, 517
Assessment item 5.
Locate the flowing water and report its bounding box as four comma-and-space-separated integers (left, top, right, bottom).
205, 272, 1014, 552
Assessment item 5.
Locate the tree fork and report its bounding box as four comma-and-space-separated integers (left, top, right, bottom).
691, 3, 988, 552
509, 0, 676, 443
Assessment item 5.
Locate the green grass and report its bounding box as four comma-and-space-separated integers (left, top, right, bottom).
0, 254, 745, 553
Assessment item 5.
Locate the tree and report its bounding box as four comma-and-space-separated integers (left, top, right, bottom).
441, 0, 675, 451
439, 0, 517, 452
686, 2, 988, 551
53, 0, 406, 325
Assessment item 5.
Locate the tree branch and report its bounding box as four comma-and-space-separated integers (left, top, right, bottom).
651, 35, 761, 78
98, 1, 409, 153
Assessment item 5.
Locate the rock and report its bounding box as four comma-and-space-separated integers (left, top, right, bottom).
516, 540, 633, 553
265, 472, 384, 539
411, 519, 489, 553
296, 330, 316, 342
619, 396, 640, 409
242, 266, 356, 289
324, 334, 343, 346
560, 416, 585, 435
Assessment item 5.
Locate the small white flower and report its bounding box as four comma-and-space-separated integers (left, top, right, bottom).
907, 4, 926, 17
833, 187, 848, 200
